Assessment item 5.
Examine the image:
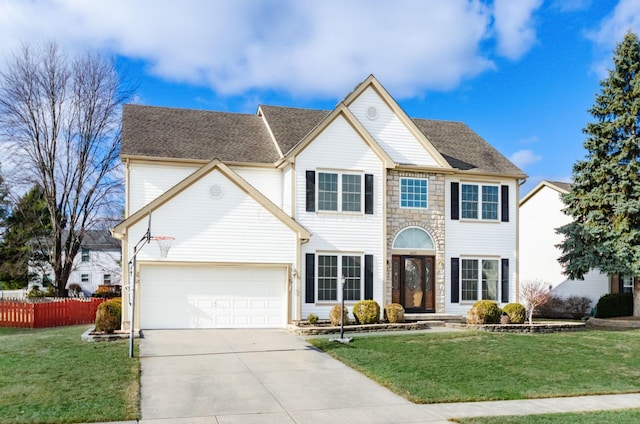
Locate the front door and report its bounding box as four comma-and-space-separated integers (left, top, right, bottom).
392, 255, 435, 312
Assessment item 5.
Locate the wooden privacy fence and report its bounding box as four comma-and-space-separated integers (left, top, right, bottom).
0, 298, 106, 328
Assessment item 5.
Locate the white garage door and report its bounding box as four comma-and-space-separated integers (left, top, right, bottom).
139, 265, 287, 329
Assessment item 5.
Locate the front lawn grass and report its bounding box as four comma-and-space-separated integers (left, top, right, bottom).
454, 408, 640, 423
0, 325, 140, 424
309, 330, 640, 404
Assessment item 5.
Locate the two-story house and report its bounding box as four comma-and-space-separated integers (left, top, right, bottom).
112, 75, 526, 330
31, 230, 122, 296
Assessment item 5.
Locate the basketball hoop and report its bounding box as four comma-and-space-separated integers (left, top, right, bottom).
151, 236, 174, 259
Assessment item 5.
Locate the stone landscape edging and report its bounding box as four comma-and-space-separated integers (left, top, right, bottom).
287, 320, 439, 336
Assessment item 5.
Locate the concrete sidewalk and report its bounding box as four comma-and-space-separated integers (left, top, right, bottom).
98, 329, 640, 424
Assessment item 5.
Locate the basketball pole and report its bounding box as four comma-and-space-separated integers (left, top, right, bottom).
128, 212, 152, 359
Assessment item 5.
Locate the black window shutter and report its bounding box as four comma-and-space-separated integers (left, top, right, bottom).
306, 171, 315, 212
305, 253, 315, 303
451, 182, 459, 220
364, 174, 374, 215
451, 257, 460, 303
364, 255, 373, 300
501, 258, 509, 303
501, 185, 509, 222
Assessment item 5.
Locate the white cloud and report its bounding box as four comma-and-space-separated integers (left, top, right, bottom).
588, 0, 640, 47
509, 149, 542, 169
586, 0, 640, 79
492, 0, 543, 60
0, 0, 505, 99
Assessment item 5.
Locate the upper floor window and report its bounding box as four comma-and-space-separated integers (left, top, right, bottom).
307, 170, 374, 215
400, 178, 428, 209
103, 274, 112, 285
461, 183, 499, 220
318, 172, 362, 212
81, 248, 90, 262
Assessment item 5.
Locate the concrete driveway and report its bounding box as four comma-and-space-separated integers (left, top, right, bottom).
139, 329, 452, 423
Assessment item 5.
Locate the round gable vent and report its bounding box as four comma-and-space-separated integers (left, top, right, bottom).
366, 106, 379, 120
209, 184, 224, 199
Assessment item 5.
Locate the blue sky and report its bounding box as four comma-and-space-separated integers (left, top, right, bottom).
1, 0, 639, 195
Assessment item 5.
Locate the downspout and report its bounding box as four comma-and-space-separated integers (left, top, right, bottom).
516, 177, 527, 302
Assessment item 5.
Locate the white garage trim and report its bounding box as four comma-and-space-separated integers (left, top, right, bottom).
138, 262, 291, 329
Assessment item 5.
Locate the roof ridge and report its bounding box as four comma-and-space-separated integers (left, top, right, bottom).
124, 103, 258, 117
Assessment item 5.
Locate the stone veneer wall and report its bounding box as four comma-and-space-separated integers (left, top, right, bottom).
386, 170, 446, 312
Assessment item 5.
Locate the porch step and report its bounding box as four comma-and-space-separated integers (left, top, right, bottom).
405, 313, 465, 324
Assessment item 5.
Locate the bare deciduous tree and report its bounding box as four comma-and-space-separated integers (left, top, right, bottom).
0, 41, 132, 296
520, 280, 551, 325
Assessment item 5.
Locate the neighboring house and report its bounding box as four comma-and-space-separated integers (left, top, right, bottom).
112, 75, 526, 330
31, 230, 122, 296
519, 181, 614, 305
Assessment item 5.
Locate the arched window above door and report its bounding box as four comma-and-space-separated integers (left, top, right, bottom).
392, 227, 435, 250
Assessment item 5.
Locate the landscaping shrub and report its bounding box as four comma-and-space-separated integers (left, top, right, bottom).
595, 293, 633, 318
307, 313, 319, 325
502, 303, 526, 324
95, 298, 122, 334
565, 296, 592, 319
26, 286, 45, 299
535, 294, 568, 319
329, 304, 350, 326
466, 300, 502, 324
352, 299, 380, 324
384, 303, 405, 323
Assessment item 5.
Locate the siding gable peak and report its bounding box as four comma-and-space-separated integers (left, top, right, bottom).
343, 75, 452, 170
112, 159, 311, 241
282, 103, 394, 168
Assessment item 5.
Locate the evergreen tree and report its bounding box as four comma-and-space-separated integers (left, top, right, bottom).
558, 31, 640, 315
0, 185, 51, 289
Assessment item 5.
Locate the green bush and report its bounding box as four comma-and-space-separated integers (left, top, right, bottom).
307, 313, 319, 325
502, 303, 526, 324
352, 300, 380, 324
329, 304, 350, 326
44, 285, 56, 297
595, 293, 633, 318
384, 303, 405, 323
466, 300, 502, 324
95, 299, 122, 334
26, 286, 45, 299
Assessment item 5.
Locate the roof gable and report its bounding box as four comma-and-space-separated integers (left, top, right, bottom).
343, 75, 451, 169
282, 104, 394, 168
112, 159, 311, 240
520, 180, 571, 206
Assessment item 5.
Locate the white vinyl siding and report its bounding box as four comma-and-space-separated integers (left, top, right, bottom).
445, 177, 517, 315
348, 87, 441, 167
296, 114, 384, 319
127, 169, 297, 265
231, 166, 283, 208
520, 183, 610, 305
128, 161, 199, 215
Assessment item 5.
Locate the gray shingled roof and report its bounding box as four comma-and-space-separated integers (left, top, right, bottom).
412, 118, 526, 177
260, 105, 330, 155
122, 104, 525, 177
547, 181, 571, 192
122, 104, 279, 163
81, 230, 121, 250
